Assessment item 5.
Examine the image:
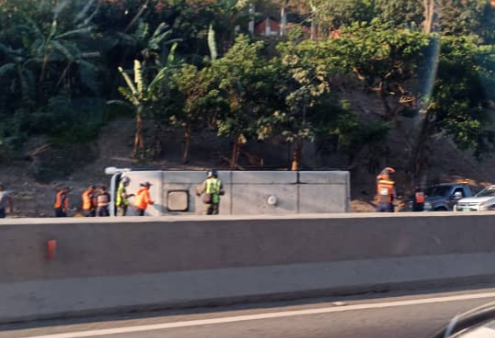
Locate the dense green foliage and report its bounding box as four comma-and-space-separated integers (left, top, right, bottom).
1, 0, 495, 182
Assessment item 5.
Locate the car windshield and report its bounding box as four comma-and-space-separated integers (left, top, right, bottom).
424, 186, 452, 197
476, 186, 495, 198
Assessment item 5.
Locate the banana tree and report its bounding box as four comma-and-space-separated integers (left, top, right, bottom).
116, 20, 181, 69
0, 44, 37, 108
115, 59, 172, 159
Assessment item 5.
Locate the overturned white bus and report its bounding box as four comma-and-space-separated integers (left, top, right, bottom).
105, 168, 350, 216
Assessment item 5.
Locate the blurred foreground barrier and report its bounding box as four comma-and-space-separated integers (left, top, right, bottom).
0, 213, 494, 323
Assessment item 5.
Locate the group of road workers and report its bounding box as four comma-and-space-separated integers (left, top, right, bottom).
53, 180, 154, 218
375, 167, 425, 213
51, 169, 224, 218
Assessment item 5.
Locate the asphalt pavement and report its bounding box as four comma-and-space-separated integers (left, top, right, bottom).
3, 286, 495, 338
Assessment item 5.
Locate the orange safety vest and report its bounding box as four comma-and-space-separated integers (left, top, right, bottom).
415, 192, 426, 204
82, 189, 94, 211
134, 188, 153, 210
97, 192, 110, 207
54, 191, 69, 210
376, 179, 395, 203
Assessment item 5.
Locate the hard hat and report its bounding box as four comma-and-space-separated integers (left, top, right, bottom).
121, 177, 130, 184
384, 167, 395, 174
207, 169, 218, 178
140, 182, 152, 188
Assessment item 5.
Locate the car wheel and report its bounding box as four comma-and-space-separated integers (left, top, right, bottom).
434, 207, 448, 212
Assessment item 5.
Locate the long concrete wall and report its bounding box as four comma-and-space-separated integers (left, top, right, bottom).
0, 213, 495, 323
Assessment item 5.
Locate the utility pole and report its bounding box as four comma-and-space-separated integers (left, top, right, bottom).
249, 3, 255, 34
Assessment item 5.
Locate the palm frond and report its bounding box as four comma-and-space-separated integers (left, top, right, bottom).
116, 32, 137, 47
134, 60, 145, 97
75, 0, 97, 24
77, 60, 99, 93
56, 26, 94, 40
167, 42, 178, 66
80, 0, 101, 27
148, 66, 169, 95
162, 38, 182, 46
118, 87, 139, 106
51, 41, 76, 62
107, 99, 134, 110
134, 20, 149, 41
53, 0, 71, 21
0, 63, 16, 78
47, 20, 58, 42
22, 16, 44, 40
208, 24, 218, 61
151, 23, 170, 39
118, 66, 138, 95
149, 30, 173, 50
0, 43, 19, 59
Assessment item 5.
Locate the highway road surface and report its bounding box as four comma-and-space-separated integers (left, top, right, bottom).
3, 286, 495, 338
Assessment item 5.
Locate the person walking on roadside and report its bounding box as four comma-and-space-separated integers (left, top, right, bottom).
96, 186, 111, 217
116, 177, 134, 216
134, 182, 154, 216
0, 184, 14, 219
413, 186, 426, 212
376, 167, 396, 213
81, 185, 96, 217
54, 187, 70, 217
196, 169, 224, 215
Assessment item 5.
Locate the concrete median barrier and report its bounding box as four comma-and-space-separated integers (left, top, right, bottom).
0, 213, 495, 323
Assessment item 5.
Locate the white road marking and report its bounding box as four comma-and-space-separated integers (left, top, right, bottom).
21, 291, 495, 338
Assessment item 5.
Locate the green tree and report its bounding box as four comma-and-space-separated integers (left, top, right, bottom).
0, 0, 100, 109
115, 60, 170, 159
165, 63, 222, 163
209, 35, 271, 169
270, 40, 330, 170
411, 36, 495, 181
116, 20, 181, 69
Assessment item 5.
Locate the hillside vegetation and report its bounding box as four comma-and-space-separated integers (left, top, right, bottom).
1, 0, 495, 203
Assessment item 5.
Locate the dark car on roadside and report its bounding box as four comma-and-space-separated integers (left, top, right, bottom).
400, 182, 473, 212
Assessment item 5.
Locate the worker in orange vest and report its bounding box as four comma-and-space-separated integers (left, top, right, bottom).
81, 185, 96, 217
413, 186, 426, 212
54, 187, 70, 217
134, 182, 154, 216
376, 167, 396, 213
96, 186, 111, 217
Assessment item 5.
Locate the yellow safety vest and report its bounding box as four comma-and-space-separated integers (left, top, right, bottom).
206, 178, 222, 204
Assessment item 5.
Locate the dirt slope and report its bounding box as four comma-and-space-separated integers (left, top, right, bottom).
1, 117, 494, 217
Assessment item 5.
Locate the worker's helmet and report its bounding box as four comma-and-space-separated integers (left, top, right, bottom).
121, 177, 130, 185
207, 169, 218, 178
377, 167, 395, 180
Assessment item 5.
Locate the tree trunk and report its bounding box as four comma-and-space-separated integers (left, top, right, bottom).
291, 139, 303, 171
182, 123, 192, 164
248, 4, 255, 34
280, 6, 287, 37
310, 21, 316, 40
423, 0, 439, 33
133, 107, 144, 159
230, 135, 242, 170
